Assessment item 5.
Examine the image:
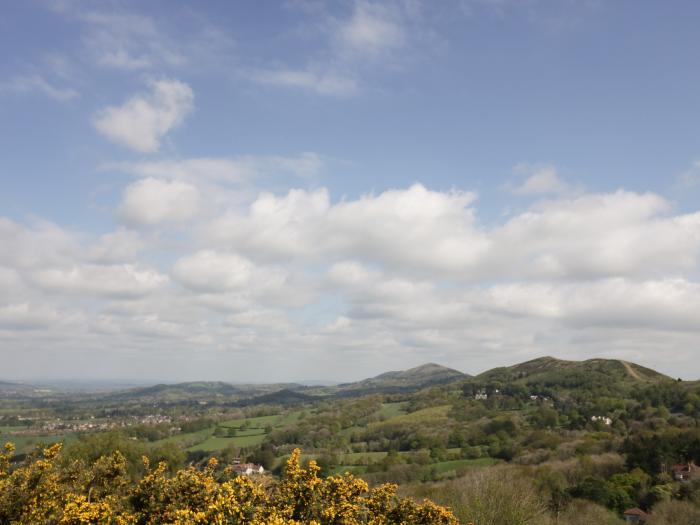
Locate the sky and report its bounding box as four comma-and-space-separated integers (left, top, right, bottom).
2, 0, 700, 383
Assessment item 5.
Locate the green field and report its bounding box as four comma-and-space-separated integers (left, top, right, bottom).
373, 405, 451, 426
340, 451, 389, 463
432, 457, 497, 473
150, 411, 304, 453
186, 432, 267, 452
0, 433, 76, 454
376, 402, 408, 419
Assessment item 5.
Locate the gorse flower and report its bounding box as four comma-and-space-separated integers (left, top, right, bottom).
0, 444, 458, 525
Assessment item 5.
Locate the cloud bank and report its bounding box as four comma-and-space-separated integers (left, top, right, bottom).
3, 174, 700, 381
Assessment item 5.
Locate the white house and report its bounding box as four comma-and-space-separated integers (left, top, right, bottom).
233, 463, 265, 475
591, 415, 612, 426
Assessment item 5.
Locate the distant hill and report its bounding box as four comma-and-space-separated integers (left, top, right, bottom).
101, 381, 306, 405
236, 388, 315, 407
317, 363, 469, 397
0, 380, 46, 397
472, 356, 670, 395
106, 364, 469, 404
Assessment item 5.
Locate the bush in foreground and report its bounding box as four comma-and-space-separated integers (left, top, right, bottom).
0, 443, 457, 525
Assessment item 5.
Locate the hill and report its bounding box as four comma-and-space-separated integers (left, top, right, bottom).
104, 381, 306, 404
0, 380, 46, 397
236, 388, 316, 407
323, 363, 469, 397
471, 356, 670, 396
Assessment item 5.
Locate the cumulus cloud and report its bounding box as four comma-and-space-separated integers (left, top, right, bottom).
0, 303, 61, 330
4, 177, 700, 380
119, 178, 199, 226
207, 184, 700, 281
482, 278, 700, 332
87, 229, 144, 264
172, 250, 310, 310
93, 79, 194, 153
206, 184, 487, 273
172, 251, 254, 293
31, 264, 168, 298
489, 191, 700, 279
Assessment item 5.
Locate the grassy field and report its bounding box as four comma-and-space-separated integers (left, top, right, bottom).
0, 432, 77, 454
369, 405, 451, 429
330, 465, 368, 475
150, 411, 304, 454
186, 432, 267, 452
376, 402, 408, 419
432, 457, 497, 473
340, 451, 389, 463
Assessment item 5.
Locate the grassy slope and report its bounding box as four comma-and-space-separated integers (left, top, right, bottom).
474, 356, 670, 391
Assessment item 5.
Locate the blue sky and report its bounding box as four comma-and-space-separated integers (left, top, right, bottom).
2, 0, 700, 382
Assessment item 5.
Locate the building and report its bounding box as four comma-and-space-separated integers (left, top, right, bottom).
672, 461, 699, 482
591, 415, 612, 426
623, 508, 649, 523
233, 463, 265, 476
474, 390, 488, 400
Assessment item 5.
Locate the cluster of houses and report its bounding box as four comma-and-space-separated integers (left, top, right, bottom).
472, 390, 552, 402
622, 462, 699, 523
40, 413, 172, 433
231, 458, 265, 476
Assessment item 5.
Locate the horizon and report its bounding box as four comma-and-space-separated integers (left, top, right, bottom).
0, 354, 690, 386
3, 2, 700, 381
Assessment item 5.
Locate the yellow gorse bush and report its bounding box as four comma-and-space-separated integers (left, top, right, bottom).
0, 443, 458, 525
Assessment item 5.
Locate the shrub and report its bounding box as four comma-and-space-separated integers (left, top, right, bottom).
0, 443, 458, 524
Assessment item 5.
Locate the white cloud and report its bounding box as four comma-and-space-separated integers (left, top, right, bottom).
93, 79, 194, 153
172, 250, 307, 310
337, 1, 405, 57
205, 185, 700, 282
206, 188, 331, 259
31, 263, 168, 299
676, 160, 700, 190
5, 174, 700, 380
510, 164, 570, 195
207, 184, 488, 273
0, 74, 79, 101
254, 68, 359, 97
80, 12, 185, 70
71, 9, 235, 73
87, 229, 144, 264
172, 251, 254, 293
119, 178, 199, 226
326, 184, 486, 272
0, 218, 80, 269
0, 303, 61, 330
483, 278, 700, 332
489, 191, 700, 279
252, 0, 421, 96
109, 152, 323, 183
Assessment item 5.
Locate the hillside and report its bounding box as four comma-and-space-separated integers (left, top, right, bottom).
323, 363, 469, 397
472, 356, 670, 395
0, 380, 45, 397
95, 381, 306, 405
